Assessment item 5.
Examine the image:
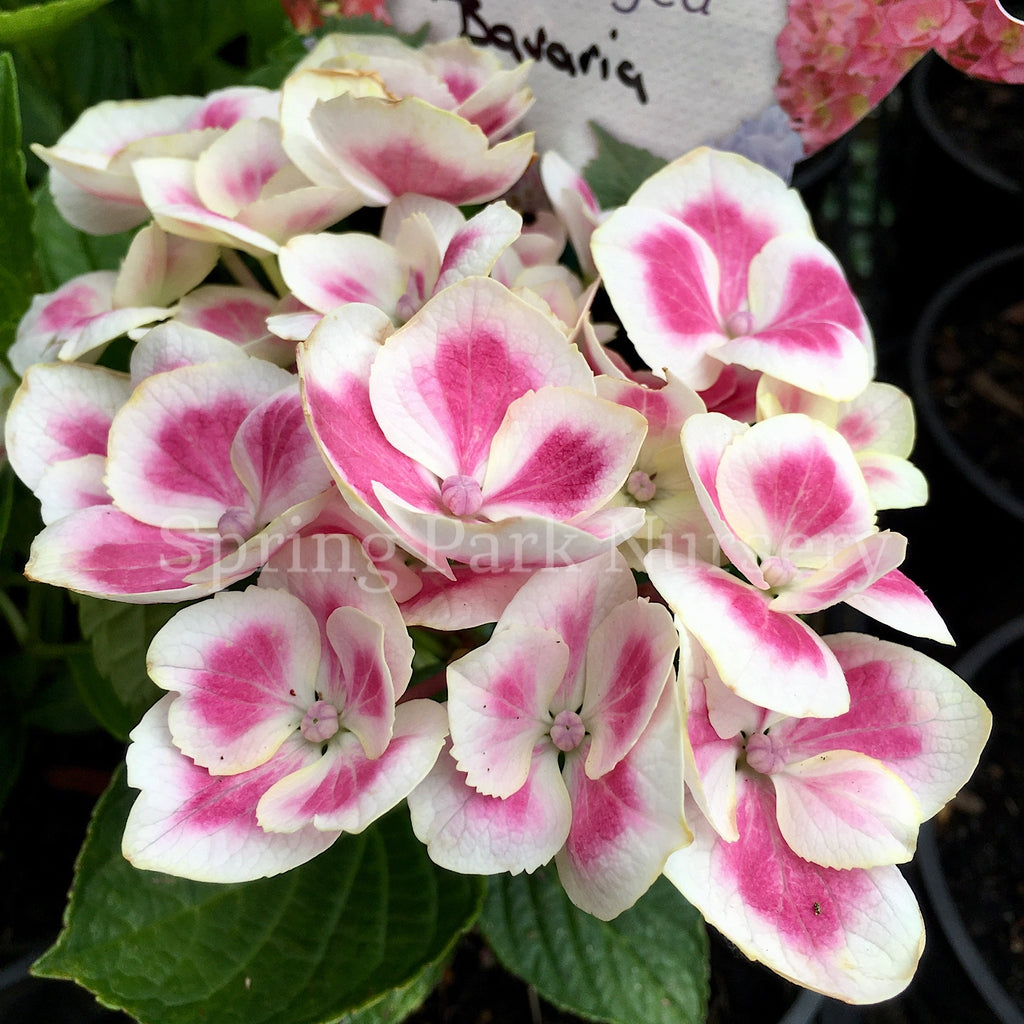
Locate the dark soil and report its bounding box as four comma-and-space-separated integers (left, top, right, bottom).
932, 628, 1024, 1014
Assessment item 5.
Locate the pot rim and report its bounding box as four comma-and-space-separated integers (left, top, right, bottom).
908, 243, 1024, 523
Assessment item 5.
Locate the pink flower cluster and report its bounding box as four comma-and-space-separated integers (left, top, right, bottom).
5, 29, 992, 1006
777, 0, 1024, 152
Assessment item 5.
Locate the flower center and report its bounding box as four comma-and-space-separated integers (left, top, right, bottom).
440, 474, 483, 516
724, 310, 755, 338
300, 699, 340, 743
745, 730, 787, 775
626, 469, 657, 502
760, 555, 799, 590
217, 506, 257, 544
549, 709, 586, 752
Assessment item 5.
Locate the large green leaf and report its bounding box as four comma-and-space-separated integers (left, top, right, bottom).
71, 596, 182, 739
480, 867, 709, 1024
583, 122, 667, 210
0, 0, 114, 45
34, 771, 484, 1024
0, 52, 39, 358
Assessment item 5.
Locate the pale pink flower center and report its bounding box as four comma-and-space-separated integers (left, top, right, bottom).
626, 469, 657, 502
725, 309, 755, 338
301, 700, 340, 743
217, 506, 257, 543
760, 555, 799, 589
745, 730, 788, 775
550, 709, 586, 752
441, 474, 484, 516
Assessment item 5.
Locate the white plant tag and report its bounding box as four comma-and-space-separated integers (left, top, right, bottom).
386, 0, 789, 166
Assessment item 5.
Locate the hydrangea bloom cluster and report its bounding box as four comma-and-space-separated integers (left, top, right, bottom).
5, 27, 992, 1007
777, 0, 1024, 151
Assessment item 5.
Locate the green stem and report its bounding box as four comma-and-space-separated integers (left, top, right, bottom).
259, 253, 288, 298
220, 247, 262, 290
0, 589, 28, 646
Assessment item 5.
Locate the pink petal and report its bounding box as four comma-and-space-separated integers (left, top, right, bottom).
844, 569, 955, 645
806, 634, 992, 819
408, 737, 571, 876
447, 624, 569, 797
625, 148, 816, 315
665, 784, 925, 1003
399, 563, 531, 630
112, 224, 218, 309
434, 200, 523, 292
129, 322, 249, 383
581, 598, 677, 779
123, 696, 338, 882
715, 414, 875, 567
772, 751, 921, 869
734, 235, 873, 400
230, 384, 333, 523
256, 699, 448, 833
278, 232, 407, 314
194, 118, 290, 217
173, 286, 279, 346
26, 506, 225, 602
36, 454, 109, 523
368, 278, 594, 481
308, 94, 534, 206
323, 605, 395, 759
557, 681, 688, 920
481, 388, 646, 521
106, 358, 293, 528
152, 587, 321, 773
260, 533, 414, 698
769, 531, 907, 615
4, 362, 129, 491
297, 303, 439, 526
857, 453, 929, 510
644, 552, 848, 718
590, 207, 724, 389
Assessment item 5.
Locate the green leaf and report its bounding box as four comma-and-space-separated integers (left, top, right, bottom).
72, 596, 180, 739
480, 867, 709, 1024
34, 770, 483, 1024
0, 52, 39, 358
0, 0, 114, 45
583, 122, 668, 210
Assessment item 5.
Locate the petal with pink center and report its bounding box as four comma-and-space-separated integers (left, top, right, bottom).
152, 587, 319, 773
625, 148, 816, 316
727, 235, 873, 400
771, 750, 921, 869
665, 784, 925, 1003
26, 506, 225, 602
129, 322, 249, 383
581, 598, 677, 779
297, 303, 438, 527
716, 414, 876, 568
369, 278, 593, 481
590, 207, 724, 390
133, 157, 283, 257
644, 552, 848, 719
447, 624, 568, 797
408, 737, 571, 876
434, 201, 523, 292
256, 699, 448, 833
173, 286, 279, 346
237, 176, 363, 245
123, 696, 338, 882
323, 605, 395, 759
279, 232, 406, 315
836, 382, 917, 457
596, 372, 705, 448
399, 563, 530, 630
769, 531, 907, 615
308, 95, 534, 206
679, 412, 763, 586
112, 224, 218, 309
194, 118, 290, 218
4, 362, 129, 491
477, 553, 638, 714
557, 681, 688, 920
856, 453, 928, 511
844, 569, 954, 645
800, 634, 992, 819
57, 304, 175, 363
480, 388, 646, 521
230, 384, 332, 523
260, 533, 414, 698
36, 454, 109, 523
106, 357, 293, 528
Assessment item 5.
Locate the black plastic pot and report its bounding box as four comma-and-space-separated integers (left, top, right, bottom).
917, 616, 1024, 1024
